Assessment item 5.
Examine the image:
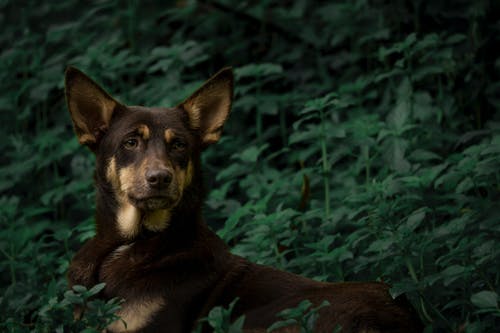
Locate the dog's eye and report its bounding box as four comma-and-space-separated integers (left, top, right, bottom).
172, 140, 186, 151
123, 138, 139, 149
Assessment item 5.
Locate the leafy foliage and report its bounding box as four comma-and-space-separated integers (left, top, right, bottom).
194, 298, 245, 333
267, 300, 332, 333
1, 0, 499, 332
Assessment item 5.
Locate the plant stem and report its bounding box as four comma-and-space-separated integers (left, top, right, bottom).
0, 245, 16, 285
363, 145, 370, 184
279, 108, 287, 147
319, 107, 330, 220
406, 258, 432, 323
406, 257, 418, 283
256, 81, 262, 143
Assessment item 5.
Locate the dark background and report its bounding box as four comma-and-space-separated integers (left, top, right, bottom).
1, 1, 499, 332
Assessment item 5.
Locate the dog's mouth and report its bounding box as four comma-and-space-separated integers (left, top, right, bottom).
129, 195, 175, 211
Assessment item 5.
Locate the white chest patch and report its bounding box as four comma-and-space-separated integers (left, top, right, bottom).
107, 297, 165, 332
116, 202, 141, 238
109, 244, 132, 261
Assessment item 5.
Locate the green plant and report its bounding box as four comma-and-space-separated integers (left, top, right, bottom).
267, 300, 332, 333
194, 298, 245, 333
1, 0, 499, 332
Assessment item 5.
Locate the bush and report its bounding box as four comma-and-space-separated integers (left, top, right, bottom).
1, 1, 499, 332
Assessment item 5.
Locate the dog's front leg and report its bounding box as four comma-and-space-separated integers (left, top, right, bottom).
68, 236, 124, 320
67, 235, 125, 288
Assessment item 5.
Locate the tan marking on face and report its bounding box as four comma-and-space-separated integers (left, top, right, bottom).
107, 297, 165, 332
116, 202, 140, 238
172, 160, 194, 205
118, 166, 135, 194
106, 157, 119, 188
184, 160, 194, 189
143, 209, 171, 232
164, 128, 175, 143
108, 150, 180, 236
113, 166, 141, 238
137, 124, 150, 140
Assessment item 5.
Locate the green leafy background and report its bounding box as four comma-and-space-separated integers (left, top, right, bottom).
1, 1, 499, 332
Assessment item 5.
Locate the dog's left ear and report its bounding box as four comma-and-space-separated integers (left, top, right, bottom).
180, 67, 233, 147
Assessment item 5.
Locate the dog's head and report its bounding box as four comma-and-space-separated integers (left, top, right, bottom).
65, 67, 233, 238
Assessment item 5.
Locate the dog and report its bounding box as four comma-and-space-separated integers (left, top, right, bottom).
65, 67, 422, 333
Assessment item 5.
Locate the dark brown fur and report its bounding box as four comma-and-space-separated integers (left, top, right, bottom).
65, 67, 423, 333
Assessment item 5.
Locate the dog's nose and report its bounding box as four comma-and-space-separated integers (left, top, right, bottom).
146, 169, 172, 188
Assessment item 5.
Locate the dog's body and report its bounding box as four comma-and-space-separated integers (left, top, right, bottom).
65, 67, 422, 333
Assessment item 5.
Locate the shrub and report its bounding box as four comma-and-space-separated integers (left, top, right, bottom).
1, 1, 499, 331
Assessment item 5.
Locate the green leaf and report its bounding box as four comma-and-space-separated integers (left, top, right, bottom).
235, 63, 283, 79
235, 144, 269, 163
409, 149, 442, 162
441, 265, 466, 286
72, 285, 87, 293
470, 291, 498, 309
399, 208, 426, 233
228, 315, 246, 333
88, 283, 106, 296
366, 238, 393, 253
267, 319, 297, 332
389, 281, 419, 298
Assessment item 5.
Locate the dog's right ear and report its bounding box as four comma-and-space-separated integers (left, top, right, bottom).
65, 67, 119, 148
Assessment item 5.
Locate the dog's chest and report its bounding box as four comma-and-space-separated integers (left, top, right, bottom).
99, 244, 138, 286
101, 244, 165, 332
107, 297, 165, 332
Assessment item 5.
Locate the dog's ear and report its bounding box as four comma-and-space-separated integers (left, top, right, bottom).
180, 67, 233, 147
65, 67, 120, 148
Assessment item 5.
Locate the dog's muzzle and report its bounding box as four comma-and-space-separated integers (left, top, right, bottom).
130, 196, 173, 211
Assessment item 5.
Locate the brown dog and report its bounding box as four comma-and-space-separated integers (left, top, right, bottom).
65, 67, 422, 333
